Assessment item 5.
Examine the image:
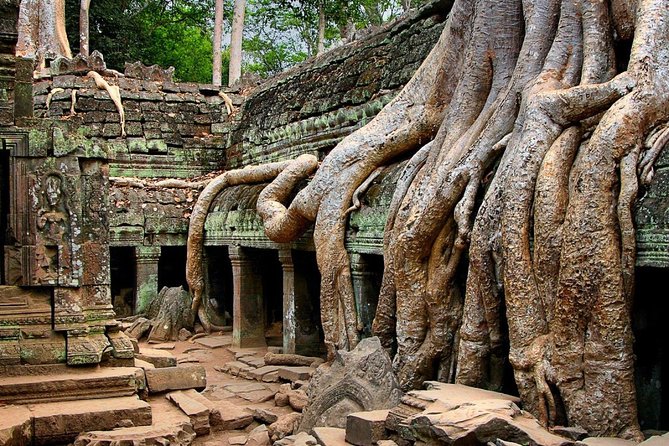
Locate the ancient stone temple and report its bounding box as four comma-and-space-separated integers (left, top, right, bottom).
0, 0, 668, 443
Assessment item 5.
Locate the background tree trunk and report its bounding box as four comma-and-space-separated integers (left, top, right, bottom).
228, 0, 246, 86
316, 2, 325, 55
79, 0, 91, 57
212, 0, 224, 86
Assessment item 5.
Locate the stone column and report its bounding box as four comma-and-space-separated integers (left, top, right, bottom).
350, 253, 379, 337
278, 248, 296, 354
229, 245, 266, 348
134, 246, 160, 314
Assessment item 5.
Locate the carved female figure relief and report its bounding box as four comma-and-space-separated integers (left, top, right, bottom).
35, 173, 72, 283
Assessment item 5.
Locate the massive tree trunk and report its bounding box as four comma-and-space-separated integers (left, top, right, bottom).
17, 0, 72, 67
249, 0, 669, 440
212, 0, 225, 86
228, 0, 246, 86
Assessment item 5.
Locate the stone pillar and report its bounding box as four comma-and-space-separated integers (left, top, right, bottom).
278, 248, 296, 354
229, 245, 266, 348
134, 246, 160, 314
350, 253, 379, 337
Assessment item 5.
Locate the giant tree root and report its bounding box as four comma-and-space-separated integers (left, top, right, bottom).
246, 0, 669, 440
186, 155, 318, 332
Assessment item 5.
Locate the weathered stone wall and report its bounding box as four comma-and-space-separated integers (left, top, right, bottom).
30, 73, 241, 179
224, 0, 449, 169
636, 147, 669, 267
0, 0, 19, 126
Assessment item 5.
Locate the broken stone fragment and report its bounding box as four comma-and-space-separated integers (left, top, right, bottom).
269, 412, 303, 441
254, 407, 279, 424
312, 427, 348, 446
300, 337, 401, 431
247, 424, 271, 446
166, 390, 210, 435
345, 410, 390, 446
136, 347, 177, 368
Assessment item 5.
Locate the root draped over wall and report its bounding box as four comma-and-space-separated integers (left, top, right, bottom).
188, 0, 669, 440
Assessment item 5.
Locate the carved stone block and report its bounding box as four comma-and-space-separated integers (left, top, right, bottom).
66, 330, 110, 365
299, 337, 402, 432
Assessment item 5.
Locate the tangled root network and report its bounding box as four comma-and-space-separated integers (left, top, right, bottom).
187, 0, 669, 440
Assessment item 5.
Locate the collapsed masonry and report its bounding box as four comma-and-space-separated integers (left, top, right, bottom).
0, 0, 668, 443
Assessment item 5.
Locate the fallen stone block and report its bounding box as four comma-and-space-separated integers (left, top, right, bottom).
217, 399, 254, 430
313, 427, 350, 446
0, 405, 32, 446
248, 424, 271, 446
73, 421, 196, 446
277, 366, 316, 382
406, 398, 574, 446
136, 347, 177, 368
345, 410, 390, 446
145, 365, 206, 393
254, 407, 279, 424
167, 390, 210, 435
30, 395, 152, 445
264, 352, 325, 367
269, 412, 303, 441
288, 389, 309, 412
182, 389, 223, 427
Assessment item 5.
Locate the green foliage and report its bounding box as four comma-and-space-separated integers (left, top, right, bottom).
64, 0, 430, 82
65, 0, 223, 83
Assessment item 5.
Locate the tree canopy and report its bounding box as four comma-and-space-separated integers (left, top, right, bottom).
64, 0, 426, 82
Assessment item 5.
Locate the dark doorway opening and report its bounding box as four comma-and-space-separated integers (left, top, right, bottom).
634, 266, 668, 430
158, 246, 189, 291
293, 250, 325, 356
110, 246, 136, 317
247, 248, 283, 346
205, 246, 233, 326
0, 151, 9, 284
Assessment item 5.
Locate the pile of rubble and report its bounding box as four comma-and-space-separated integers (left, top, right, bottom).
2, 335, 667, 446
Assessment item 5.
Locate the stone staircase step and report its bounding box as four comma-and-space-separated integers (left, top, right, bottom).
0, 366, 145, 404
167, 390, 211, 435
276, 366, 316, 382
0, 405, 31, 446
73, 422, 196, 446
30, 395, 152, 445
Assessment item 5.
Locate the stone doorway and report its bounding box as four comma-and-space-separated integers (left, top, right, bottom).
634, 266, 669, 430
110, 246, 136, 318
158, 246, 189, 291
205, 245, 233, 326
